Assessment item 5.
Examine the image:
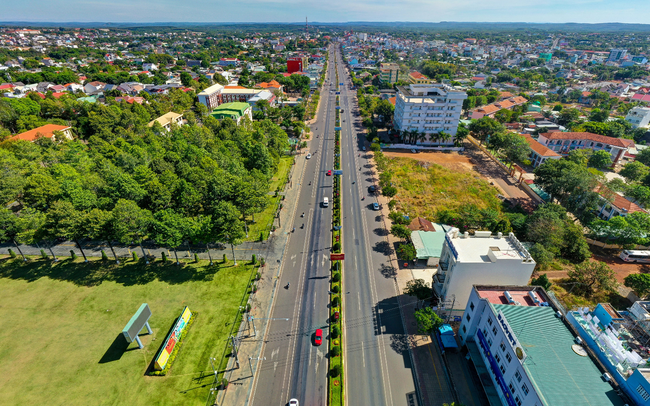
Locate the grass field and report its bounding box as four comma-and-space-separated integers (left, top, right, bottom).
0, 256, 255, 406
246, 155, 294, 241
383, 156, 502, 220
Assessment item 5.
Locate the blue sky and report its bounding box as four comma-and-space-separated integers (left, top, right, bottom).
2, 0, 650, 23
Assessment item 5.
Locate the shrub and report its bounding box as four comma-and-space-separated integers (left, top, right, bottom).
70, 250, 77, 260
161, 251, 168, 263
331, 346, 341, 357
332, 295, 340, 308
330, 364, 342, 377
221, 378, 228, 389
388, 200, 397, 210
382, 185, 398, 197
194, 253, 200, 263
132, 251, 138, 261
332, 285, 340, 293
245, 303, 251, 312
333, 242, 341, 252
256, 271, 261, 281
41, 249, 48, 259
250, 283, 257, 294
333, 272, 341, 282
260, 257, 265, 267
101, 250, 108, 261
8, 249, 16, 258
223, 253, 227, 263
331, 324, 340, 339
252, 254, 256, 265
531, 273, 552, 290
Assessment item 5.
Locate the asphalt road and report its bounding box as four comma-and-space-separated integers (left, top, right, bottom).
335, 50, 419, 406
248, 44, 338, 406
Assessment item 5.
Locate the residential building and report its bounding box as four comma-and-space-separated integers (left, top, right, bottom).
142, 63, 158, 71
221, 86, 260, 104
626, 106, 650, 129
608, 49, 628, 62
379, 62, 400, 84
9, 124, 73, 142
459, 285, 626, 406
522, 134, 561, 167
595, 184, 647, 220
407, 71, 430, 84
287, 56, 308, 74
248, 90, 276, 110
537, 131, 634, 165
568, 302, 650, 406
393, 84, 467, 146
197, 83, 225, 111
219, 58, 239, 66
148, 112, 184, 132
470, 96, 528, 120
210, 102, 252, 124
83, 81, 106, 95
434, 229, 535, 315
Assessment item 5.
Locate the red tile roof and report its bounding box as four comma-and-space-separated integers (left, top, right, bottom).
595, 184, 647, 214
10, 124, 70, 142
409, 71, 426, 79
524, 134, 561, 157
541, 132, 634, 149
388, 96, 396, 106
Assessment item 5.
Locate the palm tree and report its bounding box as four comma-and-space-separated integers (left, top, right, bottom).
438, 131, 452, 146
417, 132, 428, 145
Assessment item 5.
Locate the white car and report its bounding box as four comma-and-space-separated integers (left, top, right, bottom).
289, 399, 299, 406
306, 153, 311, 159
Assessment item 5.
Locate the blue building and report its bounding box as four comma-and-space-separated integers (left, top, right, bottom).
568, 302, 650, 405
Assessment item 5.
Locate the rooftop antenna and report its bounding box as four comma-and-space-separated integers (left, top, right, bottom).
305, 17, 309, 36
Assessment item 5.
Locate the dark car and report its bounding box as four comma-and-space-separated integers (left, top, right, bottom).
368, 185, 376, 193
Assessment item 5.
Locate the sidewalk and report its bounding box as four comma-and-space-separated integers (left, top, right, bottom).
216, 144, 310, 406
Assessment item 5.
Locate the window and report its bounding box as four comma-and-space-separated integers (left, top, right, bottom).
482, 328, 488, 338
515, 396, 522, 406
500, 342, 506, 352
637, 385, 650, 401
488, 317, 493, 326
488, 337, 493, 348
522, 383, 529, 396
495, 353, 501, 363
462, 325, 466, 334
506, 353, 512, 363
499, 363, 506, 374
492, 326, 498, 336
509, 382, 516, 393
470, 302, 475, 311
515, 370, 522, 382
466, 314, 471, 322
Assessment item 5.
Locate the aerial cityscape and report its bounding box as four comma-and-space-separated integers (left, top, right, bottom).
2, 3, 650, 406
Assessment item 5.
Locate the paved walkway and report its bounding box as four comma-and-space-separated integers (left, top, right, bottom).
215, 142, 311, 406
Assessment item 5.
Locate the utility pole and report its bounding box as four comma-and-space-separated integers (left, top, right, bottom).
249, 356, 266, 375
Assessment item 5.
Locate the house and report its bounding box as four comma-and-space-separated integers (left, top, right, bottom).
407, 71, 430, 84
9, 124, 73, 142
411, 225, 447, 266
434, 229, 536, 316
625, 106, 650, 129
248, 90, 276, 110
84, 81, 106, 95
142, 63, 158, 71
538, 131, 635, 165
523, 134, 562, 167
594, 184, 647, 220
219, 58, 239, 67
210, 102, 252, 124
459, 285, 626, 406
255, 80, 283, 93
568, 303, 650, 406
148, 112, 184, 132
115, 96, 145, 104
631, 94, 650, 105
470, 97, 528, 120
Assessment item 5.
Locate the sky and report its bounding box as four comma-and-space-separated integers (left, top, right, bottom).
2, 0, 650, 24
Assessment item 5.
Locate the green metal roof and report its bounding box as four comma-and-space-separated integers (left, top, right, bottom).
411, 230, 445, 259
495, 305, 624, 406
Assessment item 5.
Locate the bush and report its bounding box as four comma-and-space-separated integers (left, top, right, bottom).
252, 254, 256, 265
332, 295, 340, 307
132, 251, 138, 261
194, 253, 199, 263
251, 283, 257, 294
245, 303, 251, 312
531, 273, 552, 290
70, 250, 77, 260
223, 253, 227, 263
382, 185, 398, 197
332, 285, 340, 293
221, 378, 228, 389
101, 250, 108, 261
330, 364, 342, 377
388, 200, 397, 210
41, 249, 48, 259
256, 271, 261, 281
333, 242, 341, 252
260, 257, 265, 267
333, 272, 341, 282
161, 251, 167, 263
331, 346, 341, 357
8, 249, 16, 258
331, 324, 340, 339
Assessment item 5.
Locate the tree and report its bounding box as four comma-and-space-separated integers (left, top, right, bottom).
414, 307, 443, 335
589, 212, 650, 248
0, 208, 26, 261
44, 200, 89, 262
567, 261, 617, 297
404, 278, 432, 301
557, 108, 581, 127
566, 149, 592, 166
374, 99, 395, 127
636, 148, 650, 167
587, 150, 612, 170
111, 199, 152, 263
152, 209, 188, 264
468, 117, 505, 143
391, 224, 411, 240
210, 201, 245, 266
625, 274, 650, 298
528, 243, 555, 270
84, 208, 119, 263
531, 273, 552, 290
620, 161, 650, 183
382, 185, 397, 197
397, 244, 417, 261
589, 108, 610, 123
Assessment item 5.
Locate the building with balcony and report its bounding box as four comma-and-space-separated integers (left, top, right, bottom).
379, 62, 400, 84
537, 131, 635, 166
148, 112, 184, 132
568, 302, 650, 406
459, 285, 626, 406
434, 229, 535, 315
594, 184, 647, 220
522, 134, 561, 167
625, 106, 650, 129
393, 84, 467, 147
407, 71, 431, 84
197, 83, 225, 111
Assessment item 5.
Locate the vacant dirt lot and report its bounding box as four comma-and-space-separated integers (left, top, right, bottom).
383, 151, 475, 174
543, 255, 649, 284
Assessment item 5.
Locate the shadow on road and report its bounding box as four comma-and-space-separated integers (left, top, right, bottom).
379, 263, 397, 278
373, 228, 389, 237
373, 241, 394, 256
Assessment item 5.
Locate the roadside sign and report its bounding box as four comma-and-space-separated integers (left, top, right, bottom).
335, 92, 340, 95
336, 106, 341, 109
335, 127, 341, 131
331, 253, 345, 261
333, 170, 343, 175
340, 83, 344, 85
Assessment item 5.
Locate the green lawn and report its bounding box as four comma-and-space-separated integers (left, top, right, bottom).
0, 256, 255, 406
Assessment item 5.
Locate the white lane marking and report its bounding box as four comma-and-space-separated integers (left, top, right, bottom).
361, 341, 366, 368
272, 348, 279, 359
274, 362, 278, 372
358, 291, 361, 312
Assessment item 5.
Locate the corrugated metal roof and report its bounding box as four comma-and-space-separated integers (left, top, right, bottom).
496, 305, 624, 406
411, 230, 445, 259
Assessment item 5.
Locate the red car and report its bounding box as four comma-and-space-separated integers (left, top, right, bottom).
326, 170, 332, 176
314, 329, 323, 346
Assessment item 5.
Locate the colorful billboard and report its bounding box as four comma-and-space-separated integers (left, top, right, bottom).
154, 306, 192, 371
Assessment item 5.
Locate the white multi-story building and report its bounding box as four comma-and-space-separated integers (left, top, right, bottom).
625, 106, 650, 129
434, 229, 535, 314
393, 84, 467, 147
458, 285, 625, 406
197, 83, 224, 111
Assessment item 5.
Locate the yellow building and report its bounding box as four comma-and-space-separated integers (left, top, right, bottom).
408, 71, 431, 84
